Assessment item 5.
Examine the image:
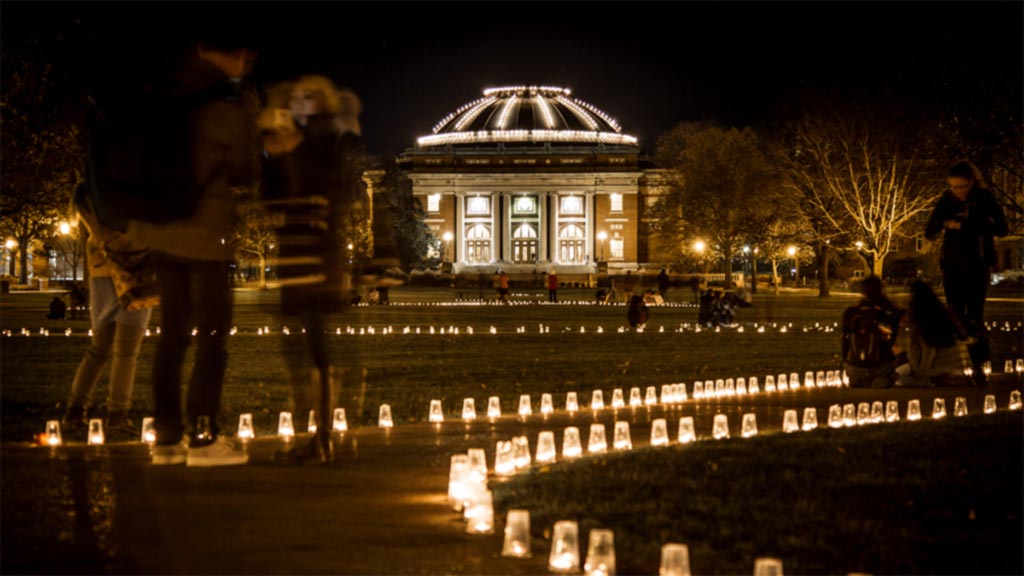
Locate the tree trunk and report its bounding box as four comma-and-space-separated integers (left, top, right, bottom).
748, 251, 757, 294
258, 254, 267, 288
770, 258, 780, 295
872, 254, 885, 277
723, 244, 733, 287
815, 242, 830, 298
18, 236, 29, 284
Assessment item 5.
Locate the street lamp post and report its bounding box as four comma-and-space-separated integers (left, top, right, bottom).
787, 245, 798, 284
597, 231, 607, 261
5, 238, 18, 277
442, 231, 453, 262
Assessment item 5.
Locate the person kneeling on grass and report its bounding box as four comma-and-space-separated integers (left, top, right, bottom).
894, 281, 973, 387
841, 276, 902, 388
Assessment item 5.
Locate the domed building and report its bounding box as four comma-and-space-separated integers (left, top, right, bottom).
399, 86, 672, 278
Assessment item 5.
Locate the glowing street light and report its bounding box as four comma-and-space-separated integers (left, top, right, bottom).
58, 221, 71, 236
786, 246, 796, 257
693, 240, 706, 254
443, 231, 453, 262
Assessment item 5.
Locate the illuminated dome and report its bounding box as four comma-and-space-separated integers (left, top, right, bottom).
418, 86, 637, 147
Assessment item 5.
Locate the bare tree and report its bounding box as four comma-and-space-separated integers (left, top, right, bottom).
780, 105, 941, 278
230, 187, 278, 288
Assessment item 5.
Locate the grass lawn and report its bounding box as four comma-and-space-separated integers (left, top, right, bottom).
493, 412, 1024, 575
2, 288, 1021, 443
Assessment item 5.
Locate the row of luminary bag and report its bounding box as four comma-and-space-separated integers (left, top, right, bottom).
444, 397, 1024, 574
41, 386, 1024, 446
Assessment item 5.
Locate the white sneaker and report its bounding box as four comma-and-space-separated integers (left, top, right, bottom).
152, 440, 188, 465
186, 436, 249, 467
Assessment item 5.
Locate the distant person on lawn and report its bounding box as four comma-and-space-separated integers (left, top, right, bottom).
47, 296, 67, 320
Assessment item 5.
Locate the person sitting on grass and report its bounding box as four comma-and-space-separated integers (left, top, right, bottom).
47, 296, 67, 319
627, 294, 649, 330
841, 276, 902, 388
894, 281, 972, 387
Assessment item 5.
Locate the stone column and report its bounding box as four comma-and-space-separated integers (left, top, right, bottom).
539, 192, 549, 264
500, 193, 511, 264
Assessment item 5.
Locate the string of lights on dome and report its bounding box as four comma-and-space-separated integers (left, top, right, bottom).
496, 95, 519, 130
420, 86, 635, 146
482, 85, 572, 96
535, 94, 557, 129
452, 96, 497, 132
416, 129, 637, 147
432, 96, 495, 134
572, 97, 622, 133
553, 95, 601, 131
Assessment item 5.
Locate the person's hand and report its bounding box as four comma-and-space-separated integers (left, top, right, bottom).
943, 220, 961, 230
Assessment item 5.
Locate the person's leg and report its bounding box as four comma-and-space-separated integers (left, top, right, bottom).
942, 266, 968, 329
965, 265, 992, 377
186, 260, 231, 443
106, 307, 152, 415
153, 255, 191, 445
67, 323, 116, 413
66, 278, 121, 415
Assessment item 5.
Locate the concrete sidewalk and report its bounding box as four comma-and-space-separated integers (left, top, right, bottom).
3, 379, 1021, 574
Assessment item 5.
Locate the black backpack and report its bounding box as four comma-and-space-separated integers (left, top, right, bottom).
846, 304, 891, 366
85, 84, 230, 231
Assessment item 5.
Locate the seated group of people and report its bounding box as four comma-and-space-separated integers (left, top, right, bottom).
842, 277, 973, 388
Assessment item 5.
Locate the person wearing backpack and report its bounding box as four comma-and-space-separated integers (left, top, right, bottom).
124, 32, 258, 467
894, 282, 972, 387
925, 161, 1008, 386
841, 276, 902, 388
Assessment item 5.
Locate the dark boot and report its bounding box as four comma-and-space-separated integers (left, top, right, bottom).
62, 405, 88, 429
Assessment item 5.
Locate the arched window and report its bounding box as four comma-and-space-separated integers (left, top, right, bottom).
465, 224, 491, 264
513, 224, 538, 263
558, 224, 586, 264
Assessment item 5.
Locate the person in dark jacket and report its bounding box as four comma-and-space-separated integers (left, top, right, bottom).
657, 268, 670, 299
128, 34, 257, 467
47, 296, 67, 319
924, 160, 1008, 385
627, 294, 649, 329
841, 276, 902, 388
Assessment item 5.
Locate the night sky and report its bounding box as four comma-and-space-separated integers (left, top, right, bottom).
3, 1, 1022, 157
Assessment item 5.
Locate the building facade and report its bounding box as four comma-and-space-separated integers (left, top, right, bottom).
399, 86, 673, 277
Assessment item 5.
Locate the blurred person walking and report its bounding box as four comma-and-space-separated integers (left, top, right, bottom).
126, 30, 258, 466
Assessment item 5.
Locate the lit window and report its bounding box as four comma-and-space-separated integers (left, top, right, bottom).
514, 196, 536, 214
427, 194, 441, 212
610, 193, 623, 212
467, 196, 490, 215
610, 238, 624, 260
560, 196, 582, 214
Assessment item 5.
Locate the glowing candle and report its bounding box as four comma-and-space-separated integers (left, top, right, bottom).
566, 392, 579, 413
907, 399, 922, 421
885, 401, 899, 422
333, 408, 348, 432
463, 398, 477, 421
712, 414, 729, 439
519, 395, 533, 416
141, 417, 156, 444
88, 418, 105, 445
588, 424, 608, 453
378, 404, 394, 428
802, 407, 818, 431
487, 396, 501, 418
549, 521, 580, 573
678, 417, 696, 443
429, 399, 444, 423
541, 393, 554, 415
583, 529, 616, 576
231, 413, 254, 441
278, 412, 294, 439
502, 509, 532, 558
741, 413, 758, 438
782, 410, 798, 433
612, 389, 625, 409
612, 421, 633, 450
983, 394, 996, 414
591, 390, 605, 410
536, 431, 557, 463
562, 426, 583, 458
44, 420, 62, 446
932, 398, 947, 419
